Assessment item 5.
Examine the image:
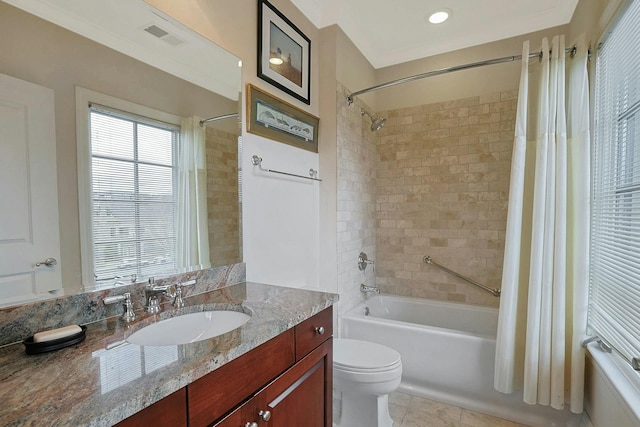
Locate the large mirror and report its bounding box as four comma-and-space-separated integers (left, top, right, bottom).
0, 0, 242, 304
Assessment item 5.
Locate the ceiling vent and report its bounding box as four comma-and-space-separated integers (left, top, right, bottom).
142, 24, 185, 47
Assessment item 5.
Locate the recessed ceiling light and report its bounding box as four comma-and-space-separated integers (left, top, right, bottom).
269, 57, 283, 65
427, 8, 452, 24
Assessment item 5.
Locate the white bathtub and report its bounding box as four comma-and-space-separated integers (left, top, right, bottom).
341, 295, 582, 427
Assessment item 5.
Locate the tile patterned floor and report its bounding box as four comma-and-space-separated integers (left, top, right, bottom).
389, 392, 531, 427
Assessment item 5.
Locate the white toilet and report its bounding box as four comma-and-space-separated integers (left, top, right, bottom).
333, 338, 403, 427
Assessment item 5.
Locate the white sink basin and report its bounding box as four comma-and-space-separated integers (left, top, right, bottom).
126, 311, 251, 346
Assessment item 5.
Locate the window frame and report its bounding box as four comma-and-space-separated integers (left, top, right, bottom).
589, 0, 640, 369
75, 87, 182, 290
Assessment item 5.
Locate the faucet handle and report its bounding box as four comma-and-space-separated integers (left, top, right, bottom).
173, 285, 185, 308
103, 292, 136, 322
173, 280, 196, 308
358, 252, 375, 271
122, 292, 136, 322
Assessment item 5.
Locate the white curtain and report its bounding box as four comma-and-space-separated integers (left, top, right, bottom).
177, 117, 211, 271
494, 35, 590, 413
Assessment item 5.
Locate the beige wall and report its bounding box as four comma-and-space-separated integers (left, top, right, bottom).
336, 27, 377, 110
335, 82, 378, 319
374, 90, 517, 307
371, 25, 568, 112
147, 0, 326, 289
146, 0, 320, 117
206, 127, 242, 266
332, 27, 379, 317
330, 9, 584, 310
0, 3, 237, 295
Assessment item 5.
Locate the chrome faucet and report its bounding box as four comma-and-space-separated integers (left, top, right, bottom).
360, 283, 380, 294
103, 292, 136, 322
358, 252, 375, 272
172, 279, 196, 308
144, 277, 175, 313
144, 278, 198, 312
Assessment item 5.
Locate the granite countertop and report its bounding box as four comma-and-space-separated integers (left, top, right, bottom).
0, 282, 338, 426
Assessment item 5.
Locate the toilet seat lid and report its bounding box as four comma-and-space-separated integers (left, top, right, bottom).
334, 338, 401, 370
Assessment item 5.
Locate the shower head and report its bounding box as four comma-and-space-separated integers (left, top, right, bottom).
360, 108, 386, 132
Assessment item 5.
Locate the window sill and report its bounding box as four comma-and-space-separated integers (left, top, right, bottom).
586, 342, 640, 422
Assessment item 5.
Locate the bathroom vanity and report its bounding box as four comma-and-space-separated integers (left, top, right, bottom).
118, 307, 333, 426
0, 283, 337, 426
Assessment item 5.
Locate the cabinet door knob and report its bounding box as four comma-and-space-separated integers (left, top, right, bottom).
314, 326, 325, 335
245, 423, 258, 427
259, 410, 272, 421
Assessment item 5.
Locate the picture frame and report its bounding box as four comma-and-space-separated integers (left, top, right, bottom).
247, 84, 318, 153
258, 0, 311, 105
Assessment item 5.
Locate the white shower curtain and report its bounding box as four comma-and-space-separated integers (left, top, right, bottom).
177, 117, 211, 271
494, 36, 590, 413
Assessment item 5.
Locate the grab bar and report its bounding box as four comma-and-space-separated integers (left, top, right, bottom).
423, 256, 501, 297
251, 155, 322, 182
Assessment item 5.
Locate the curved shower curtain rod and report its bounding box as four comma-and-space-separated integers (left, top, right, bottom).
346, 45, 587, 105
199, 113, 239, 127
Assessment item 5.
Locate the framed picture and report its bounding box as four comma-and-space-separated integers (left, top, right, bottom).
258, 0, 311, 105
247, 84, 318, 153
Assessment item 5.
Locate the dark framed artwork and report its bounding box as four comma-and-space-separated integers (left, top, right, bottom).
247, 84, 318, 152
258, 0, 311, 104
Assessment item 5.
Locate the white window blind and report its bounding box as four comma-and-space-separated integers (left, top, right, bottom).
89, 105, 179, 284
590, 0, 640, 367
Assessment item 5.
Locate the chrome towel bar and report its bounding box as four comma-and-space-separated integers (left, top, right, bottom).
251, 155, 321, 182
423, 256, 501, 297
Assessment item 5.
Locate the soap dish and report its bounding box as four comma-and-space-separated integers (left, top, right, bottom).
23, 326, 87, 355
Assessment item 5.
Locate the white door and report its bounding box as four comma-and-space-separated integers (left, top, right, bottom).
0, 73, 62, 307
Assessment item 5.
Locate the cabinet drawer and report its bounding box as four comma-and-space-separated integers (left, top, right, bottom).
187, 329, 295, 427
295, 306, 333, 360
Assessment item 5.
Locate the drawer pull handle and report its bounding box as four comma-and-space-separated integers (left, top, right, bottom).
259, 410, 272, 421
245, 423, 258, 427
314, 326, 325, 335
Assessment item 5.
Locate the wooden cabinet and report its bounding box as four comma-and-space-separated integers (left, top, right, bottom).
214, 334, 332, 427
294, 306, 333, 360
120, 306, 333, 427
254, 339, 332, 427
210, 307, 333, 427
188, 329, 296, 427
114, 388, 187, 427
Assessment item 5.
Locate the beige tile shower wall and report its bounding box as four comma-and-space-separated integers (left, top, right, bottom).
206, 127, 242, 266
336, 82, 378, 315
375, 90, 517, 307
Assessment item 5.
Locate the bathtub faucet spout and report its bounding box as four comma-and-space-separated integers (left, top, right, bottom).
360, 283, 380, 294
